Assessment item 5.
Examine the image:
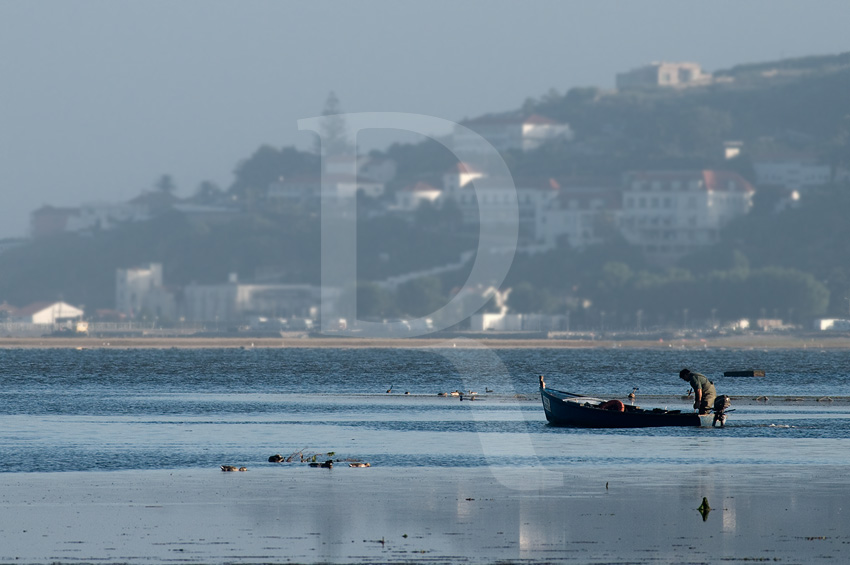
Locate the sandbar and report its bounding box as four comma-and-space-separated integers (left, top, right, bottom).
4, 333, 850, 349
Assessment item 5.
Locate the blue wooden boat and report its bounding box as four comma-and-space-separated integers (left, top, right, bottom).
540, 385, 715, 428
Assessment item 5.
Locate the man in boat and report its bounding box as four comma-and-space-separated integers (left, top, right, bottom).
679, 368, 716, 415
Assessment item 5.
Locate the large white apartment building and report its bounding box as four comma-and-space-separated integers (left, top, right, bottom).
538, 180, 621, 249
442, 165, 560, 241
618, 170, 754, 264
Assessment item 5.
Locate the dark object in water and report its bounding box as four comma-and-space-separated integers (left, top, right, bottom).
713, 395, 732, 427
540, 385, 719, 428
221, 465, 247, 472
309, 460, 334, 469
724, 370, 765, 377
268, 454, 284, 463
698, 497, 711, 521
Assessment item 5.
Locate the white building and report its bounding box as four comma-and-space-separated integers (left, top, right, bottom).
448, 174, 561, 241
182, 279, 333, 323
116, 263, 177, 320
442, 163, 485, 196
65, 201, 150, 233
469, 312, 567, 331
267, 173, 384, 206
453, 114, 573, 154
394, 182, 443, 213
618, 170, 754, 264
753, 156, 831, 190
30, 191, 172, 238
12, 301, 84, 324
616, 61, 712, 89
815, 319, 850, 331
537, 180, 621, 249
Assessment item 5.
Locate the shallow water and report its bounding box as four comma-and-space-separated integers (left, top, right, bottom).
1, 347, 849, 473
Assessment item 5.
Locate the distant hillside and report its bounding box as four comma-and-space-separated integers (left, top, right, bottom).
518, 51, 850, 180
715, 51, 850, 79
4, 51, 850, 323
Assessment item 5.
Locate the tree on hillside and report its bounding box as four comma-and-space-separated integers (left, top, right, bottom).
192, 181, 223, 204
155, 174, 177, 194
507, 282, 558, 314
397, 276, 446, 318
229, 145, 319, 201
314, 91, 352, 157
356, 282, 398, 319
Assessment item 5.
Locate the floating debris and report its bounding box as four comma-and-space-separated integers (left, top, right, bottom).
817, 396, 834, 402
308, 460, 334, 469
349, 462, 371, 468
221, 465, 247, 472
268, 454, 285, 463
724, 370, 765, 377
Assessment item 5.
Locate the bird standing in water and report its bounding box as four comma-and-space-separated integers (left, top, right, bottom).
628, 387, 638, 401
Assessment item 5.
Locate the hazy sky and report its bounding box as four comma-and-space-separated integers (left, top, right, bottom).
1, 0, 848, 238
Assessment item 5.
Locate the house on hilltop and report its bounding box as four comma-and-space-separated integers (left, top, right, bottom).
29, 188, 181, 239
616, 61, 713, 89
453, 114, 573, 154
266, 173, 385, 210
30, 206, 81, 238
394, 182, 443, 213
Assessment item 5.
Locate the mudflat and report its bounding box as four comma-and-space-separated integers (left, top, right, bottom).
0, 465, 846, 563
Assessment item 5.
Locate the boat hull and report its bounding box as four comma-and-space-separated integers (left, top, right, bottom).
541, 387, 713, 428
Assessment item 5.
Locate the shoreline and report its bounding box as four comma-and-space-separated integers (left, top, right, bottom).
4, 333, 850, 349
1, 465, 847, 563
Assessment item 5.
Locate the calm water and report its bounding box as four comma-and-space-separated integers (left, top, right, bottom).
1, 346, 849, 473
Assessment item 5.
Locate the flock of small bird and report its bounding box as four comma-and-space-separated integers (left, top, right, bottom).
387, 386, 495, 399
